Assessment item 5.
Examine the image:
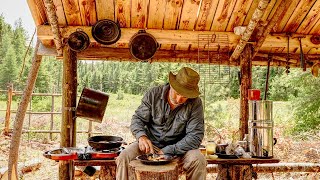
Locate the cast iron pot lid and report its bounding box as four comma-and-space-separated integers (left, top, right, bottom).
129, 30, 159, 61
67, 29, 90, 52
92, 19, 121, 45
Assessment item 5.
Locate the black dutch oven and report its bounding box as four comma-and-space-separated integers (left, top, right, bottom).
88, 135, 125, 150
92, 19, 121, 45
67, 29, 90, 52
129, 30, 159, 61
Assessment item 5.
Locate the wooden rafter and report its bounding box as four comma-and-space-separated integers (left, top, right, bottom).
253, 0, 293, 57
229, 0, 270, 61
44, 0, 63, 55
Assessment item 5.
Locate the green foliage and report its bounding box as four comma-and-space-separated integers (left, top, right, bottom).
31, 96, 52, 111
117, 88, 124, 100
269, 69, 320, 133
268, 69, 299, 101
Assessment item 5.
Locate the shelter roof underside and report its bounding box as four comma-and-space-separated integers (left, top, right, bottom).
28, 0, 320, 67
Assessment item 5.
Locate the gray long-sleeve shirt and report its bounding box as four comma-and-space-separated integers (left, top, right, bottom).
130, 84, 204, 155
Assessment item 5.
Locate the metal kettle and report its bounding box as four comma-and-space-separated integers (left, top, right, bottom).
248, 100, 277, 158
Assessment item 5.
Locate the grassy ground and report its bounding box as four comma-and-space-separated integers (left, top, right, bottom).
0, 93, 319, 179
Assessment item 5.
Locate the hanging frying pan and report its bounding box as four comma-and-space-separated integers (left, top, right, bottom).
67, 29, 90, 52
129, 30, 159, 61
92, 19, 121, 45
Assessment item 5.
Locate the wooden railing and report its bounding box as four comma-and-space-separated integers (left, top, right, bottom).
0, 84, 101, 139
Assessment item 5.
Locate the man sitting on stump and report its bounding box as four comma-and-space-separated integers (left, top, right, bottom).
116, 67, 207, 180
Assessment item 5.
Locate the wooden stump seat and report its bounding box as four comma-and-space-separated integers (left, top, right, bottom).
128, 160, 179, 180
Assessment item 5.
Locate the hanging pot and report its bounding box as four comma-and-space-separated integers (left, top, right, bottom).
67, 29, 90, 52
76, 88, 109, 123
92, 19, 121, 45
129, 30, 159, 61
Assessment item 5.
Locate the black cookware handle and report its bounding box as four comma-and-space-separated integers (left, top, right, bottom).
273, 138, 277, 145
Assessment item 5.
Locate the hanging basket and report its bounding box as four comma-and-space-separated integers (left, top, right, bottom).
129, 30, 159, 61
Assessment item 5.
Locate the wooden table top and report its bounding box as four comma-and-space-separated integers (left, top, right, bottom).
207, 158, 280, 165
74, 157, 280, 166
73, 159, 116, 166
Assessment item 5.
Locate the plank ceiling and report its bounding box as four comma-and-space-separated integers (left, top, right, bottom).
27, 0, 320, 67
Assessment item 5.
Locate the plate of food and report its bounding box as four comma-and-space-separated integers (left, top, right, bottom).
215, 153, 239, 159
136, 154, 173, 165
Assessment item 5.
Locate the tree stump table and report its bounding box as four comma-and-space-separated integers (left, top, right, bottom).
73, 159, 116, 180
207, 158, 280, 180
128, 160, 179, 180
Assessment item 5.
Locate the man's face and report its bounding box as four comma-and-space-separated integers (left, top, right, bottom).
169, 86, 188, 106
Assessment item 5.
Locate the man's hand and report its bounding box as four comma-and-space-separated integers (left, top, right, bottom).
138, 136, 154, 154
157, 150, 164, 155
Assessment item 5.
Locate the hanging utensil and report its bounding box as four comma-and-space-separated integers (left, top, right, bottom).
311, 62, 320, 77
264, 54, 272, 100
129, 30, 159, 61
92, 19, 121, 45
285, 34, 290, 74
297, 37, 306, 71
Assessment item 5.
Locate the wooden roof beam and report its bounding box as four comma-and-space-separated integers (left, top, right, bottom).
253, 0, 293, 57
37, 43, 320, 67
43, 0, 63, 55
230, 0, 270, 61
37, 25, 240, 45
37, 26, 320, 51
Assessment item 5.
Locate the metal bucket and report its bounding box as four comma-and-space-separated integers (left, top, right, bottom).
76, 88, 109, 122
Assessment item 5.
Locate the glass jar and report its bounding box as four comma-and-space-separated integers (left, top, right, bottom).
206, 141, 216, 155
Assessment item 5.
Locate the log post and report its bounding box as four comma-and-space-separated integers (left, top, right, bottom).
100, 166, 116, 180
216, 164, 253, 180
239, 44, 252, 139
4, 84, 13, 135
128, 160, 179, 180
59, 45, 77, 180
8, 40, 42, 180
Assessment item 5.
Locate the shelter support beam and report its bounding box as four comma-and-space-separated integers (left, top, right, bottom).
239, 44, 252, 139
230, 0, 269, 61
8, 40, 42, 180
37, 44, 320, 68
43, 0, 63, 55
37, 26, 320, 51
60, 46, 77, 180
253, 0, 293, 57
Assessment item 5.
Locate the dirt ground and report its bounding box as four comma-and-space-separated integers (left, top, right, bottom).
0, 124, 319, 180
